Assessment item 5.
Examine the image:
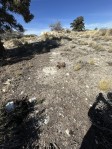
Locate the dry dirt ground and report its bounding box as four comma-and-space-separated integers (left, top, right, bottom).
0, 30, 112, 148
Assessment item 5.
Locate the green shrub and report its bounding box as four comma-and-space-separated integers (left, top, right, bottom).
70, 16, 85, 31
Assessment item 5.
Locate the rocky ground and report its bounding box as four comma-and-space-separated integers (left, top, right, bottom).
0, 30, 112, 148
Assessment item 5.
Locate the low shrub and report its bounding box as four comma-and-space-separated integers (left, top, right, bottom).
49, 21, 63, 31
98, 79, 111, 91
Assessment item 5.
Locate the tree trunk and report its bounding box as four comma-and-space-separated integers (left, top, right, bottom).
0, 38, 6, 59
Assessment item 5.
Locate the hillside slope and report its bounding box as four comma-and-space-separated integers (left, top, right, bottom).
0, 30, 112, 148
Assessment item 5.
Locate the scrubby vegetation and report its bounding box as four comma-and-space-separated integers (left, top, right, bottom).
98, 79, 111, 91
49, 21, 63, 31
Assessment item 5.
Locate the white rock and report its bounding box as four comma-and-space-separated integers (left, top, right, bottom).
38, 121, 43, 126
89, 104, 92, 107
50, 59, 53, 62
2, 88, 6, 92
65, 129, 70, 136
5, 101, 15, 112
29, 97, 36, 103
74, 119, 76, 123
86, 85, 89, 88
59, 113, 64, 117
20, 91, 24, 95
66, 73, 69, 76
44, 115, 50, 125
4, 79, 11, 85
52, 52, 60, 55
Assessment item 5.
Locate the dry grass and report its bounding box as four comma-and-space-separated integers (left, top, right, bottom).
94, 44, 105, 51
74, 63, 82, 71
99, 29, 107, 36
92, 29, 107, 37
88, 59, 95, 65
89, 42, 105, 51
12, 39, 23, 47
92, 29, 112, 38
92, 36, 101, 41
41, 31, 63, 41
89, 41, 96, 47
81, 30, 98, 38
98, 79, 111, 91
108, 48, 112, 53
21, 35, 37, 39
78, 40, 88, 45
41, 32, 50, 41
103, 36, 112, 41
83, 34, 90, 38
106, 29, 112, 36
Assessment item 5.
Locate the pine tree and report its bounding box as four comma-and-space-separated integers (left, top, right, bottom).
0, 0, 34, 58
70, 16, 85, 31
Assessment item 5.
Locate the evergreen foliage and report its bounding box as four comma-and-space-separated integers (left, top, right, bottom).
70, 16, 85, 31
0, 0, 34, 59
0, 0, 34, 33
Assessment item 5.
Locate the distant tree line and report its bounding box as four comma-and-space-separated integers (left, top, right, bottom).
49, 16, 85, 32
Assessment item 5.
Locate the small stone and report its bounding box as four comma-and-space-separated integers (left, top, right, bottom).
95, 139, 98, 144
86, 85, 89, 88
57, 62, 66, 69
74, 119, 76, 123
20, 91, 24, 95
44, 115, 50, 125
85, 98, 88, 101
89, 104, 92, 107
2, 88, 6, 92
38, 121, 43, 126
3, 79, 11, 85
5, 101, 15, 112
65, 129, 70, 136
59, 113, 64, 117
33, 88, 36, 91
66, 73, 69, 76
29, 97, 36, 103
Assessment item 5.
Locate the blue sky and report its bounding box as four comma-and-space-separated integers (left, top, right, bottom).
16, 0, 112, 35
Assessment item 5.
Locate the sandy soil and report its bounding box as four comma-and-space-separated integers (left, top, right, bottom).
0, 31, 112, 148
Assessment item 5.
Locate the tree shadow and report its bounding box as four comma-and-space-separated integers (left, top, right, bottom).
80, 92, 112, 149
0, 38, 60, 66
0, 97, 45, 149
